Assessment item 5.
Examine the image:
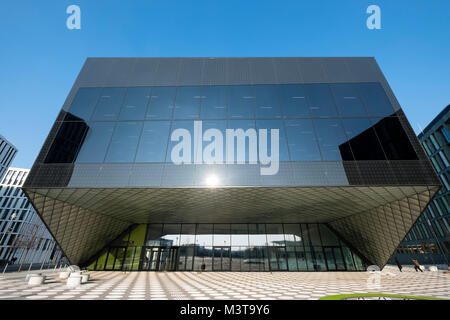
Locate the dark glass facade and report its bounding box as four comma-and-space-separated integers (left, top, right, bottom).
391, 105, 450, 265
23, 58, 442, 270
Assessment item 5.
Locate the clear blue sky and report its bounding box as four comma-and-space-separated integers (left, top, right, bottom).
1, 0, 449, 169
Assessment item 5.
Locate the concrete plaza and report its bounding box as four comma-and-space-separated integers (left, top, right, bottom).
0, 266, 449, 300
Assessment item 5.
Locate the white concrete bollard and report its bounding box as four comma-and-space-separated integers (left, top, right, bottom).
81, 274, 90, 283
25, 273, 41, 282
419, 265, 425, 271
428, 266, 438, 272
66, 275, 82, 288
59, 271, 70, 279
28, 275, 45, 286
71, 271, 82, 276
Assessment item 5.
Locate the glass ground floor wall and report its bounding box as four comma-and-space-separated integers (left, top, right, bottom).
87, 223, 367, 272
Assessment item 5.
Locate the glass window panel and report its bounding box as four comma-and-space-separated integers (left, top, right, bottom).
68, 87, 102, 121
229, 85, 255, 119
266, 224, 285, 246
248, 224, 267, 246
76, 122, 115, 163
342, 118, 386, 160
161, 224, 181, 246
145, 224, 163, 246
356, 83, 395, 117
146, 87, 176, 120
318, 224, 339, 246
373, 117, 418, 160
280, 84, 310, 118
286, 246, 299, 271
314, 119, 351, 160
105, 122, 142, 163
135, 121, 170, 163
256, 120, 289, 161
283, 224, 302, 245
167, 121, 194, 164
213, 224, 231, 246
91, 87, 126, 121
313, 247, 327, 271
342, 246, 356, 271
305, 84, 338, 117
304, 247, 315, 271
254, 85, 282, 119
200, 86, 228, 119
180, 224, 196, 246
231, 224, 249, 246
173, 86, 201, 119
285, 119, 321, 161
304, 224, 321, 246
195, 224, 213, 247
295, 247, 307, 271
202, 120, 226, 164
330, 83, 368, 117
119, 87, 151, 120
227, 120, 256, 163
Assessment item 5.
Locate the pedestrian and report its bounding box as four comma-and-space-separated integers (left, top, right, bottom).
394, 257, 402, 272
412, 259, 423, 272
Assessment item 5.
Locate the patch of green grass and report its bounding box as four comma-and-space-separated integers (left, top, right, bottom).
319, 293, 447, 300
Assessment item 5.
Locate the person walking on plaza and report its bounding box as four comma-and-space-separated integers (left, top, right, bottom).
394, 257, 403, 272
412, 259, 423, 272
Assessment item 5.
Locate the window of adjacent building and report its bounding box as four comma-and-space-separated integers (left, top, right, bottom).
430, 134, 441, 150
441, 126, 450, 143
145, 86, 176, 120
229, 85, 255, 119
329, 83, 368, 117
105, 122, 142, 163
76, 122, 115, 162
118, 87, 151, 120
173, 86, 202, 119
91, 87, 126, 121
313, 119, 351, 160
200, 86, 227, 119
135, 121, 170, 163
280, 84, 310, 118
422, 141, 432, 156
285, 119, 321, 161
438, 151, 449, 167
304, 84, 338, 117
254, 85, 282, 119
356, 83, 395, 117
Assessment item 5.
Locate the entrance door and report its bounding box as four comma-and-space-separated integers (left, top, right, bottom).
141, 247, 179, 271
212, 246, 231, 271
324, 246, 346, 271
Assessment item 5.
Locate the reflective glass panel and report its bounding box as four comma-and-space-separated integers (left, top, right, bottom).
146, 87, 176, 120
227, 120, 256, 163
196, 224, 213, 247
229, 86, 255, 119
330, 83, 367, 117
342, 118, 386, 160
248, 224, 267, 246
167, 121, 194, 163
135, 121, 170, 162
105, 122, 142, 162
68, 87, 102, 121
254, 85, 282, 119
280, 84, 310, 118
256, 120, 289, 161
283, 224, 302, 245
161, 224, 181, 246
173, 86, 201, 119
314, 119, 351, 160
200, 86, 227, 119
231, 224, 249, 246
285, 119, 321, 161
266, 224, 285, 246
76, 122, 115, 163
91, 87, 126, 121
356, 83, 395, 117
213, 224, 231, 246
305, 84, 338, 117
179, 224, 196, 246
119, 87, 151, 120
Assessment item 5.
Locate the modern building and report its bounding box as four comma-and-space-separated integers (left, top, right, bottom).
23, 58, 441, 272
0, 135, 17, 181
0, 168, 62, 266
391, 104, 450, 265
